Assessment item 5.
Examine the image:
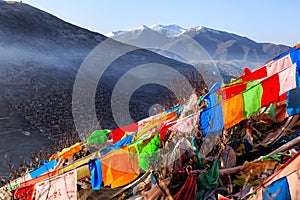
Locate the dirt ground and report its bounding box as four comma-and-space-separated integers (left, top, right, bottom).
78, 187, 122, 200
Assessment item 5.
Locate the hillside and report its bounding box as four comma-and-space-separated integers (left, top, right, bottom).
0, 1, 206, 177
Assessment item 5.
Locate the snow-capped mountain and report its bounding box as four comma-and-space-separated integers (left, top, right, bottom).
193, 25, 221, 33
108, 24, 290, 70
106, 24, 186, 38
106, 30, 128, 37
110, 25, 172, 49
106, 25, 153, 37
149, 24, 186, 37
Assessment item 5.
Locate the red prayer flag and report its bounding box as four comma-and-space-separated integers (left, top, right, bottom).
261, 73, 280, 107
242, 66, 267, 82
14, 184, 34, 200
111, 122, 138, 143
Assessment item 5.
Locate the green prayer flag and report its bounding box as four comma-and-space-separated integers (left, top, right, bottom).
230, 78, 242, 85
137, 134, 160, 171
196, 159, 219, 200
265, 104, 276, 122
192, 137, 204, 168
86, 129, 110, 144
243, 82, 263, 117
263, 152, 285, 162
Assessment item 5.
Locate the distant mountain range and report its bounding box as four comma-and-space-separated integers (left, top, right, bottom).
107, 24, 291, 73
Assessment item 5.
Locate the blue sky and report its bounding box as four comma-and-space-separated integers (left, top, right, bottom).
23, 0, 298, 46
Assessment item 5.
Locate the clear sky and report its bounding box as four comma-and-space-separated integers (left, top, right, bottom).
22, 0, 298, 46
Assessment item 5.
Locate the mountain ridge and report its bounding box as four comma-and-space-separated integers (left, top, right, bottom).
107, 24, 289, 46
108, 24, 290, 71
